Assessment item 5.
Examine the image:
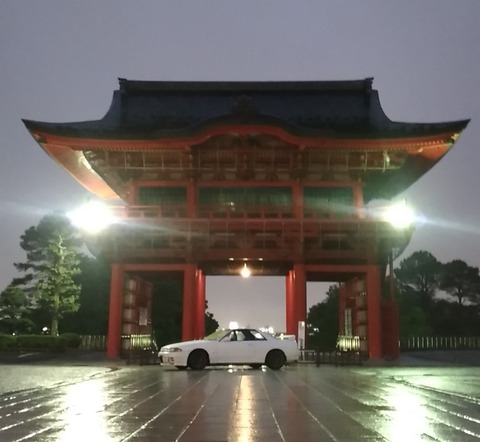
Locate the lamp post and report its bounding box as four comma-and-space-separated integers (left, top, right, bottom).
389, 249, 395, 301
381, 200, 416, 360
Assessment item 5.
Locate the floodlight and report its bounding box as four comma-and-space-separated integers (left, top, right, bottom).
240, 263, 251, 278
68, 201, 117, 234
383, 202, 415, 229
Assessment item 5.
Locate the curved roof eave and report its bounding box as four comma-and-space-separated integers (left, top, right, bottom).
22, 118, 469, 203
22, 117, 469, 152
22, 115, 469, 145
21, 128, 121, 200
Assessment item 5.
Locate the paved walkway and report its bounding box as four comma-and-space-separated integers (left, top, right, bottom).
0, 358, 479, 441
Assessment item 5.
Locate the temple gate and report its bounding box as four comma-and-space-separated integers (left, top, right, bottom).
23, 78, 468, 360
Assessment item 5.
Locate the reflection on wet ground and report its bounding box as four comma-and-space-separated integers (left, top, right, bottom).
0, 363, 479, 441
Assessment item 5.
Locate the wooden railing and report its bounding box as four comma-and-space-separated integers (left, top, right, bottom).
400, 336, 480, 351
336, 335, 361, 352
79, 334, 160, 364
298, 349, 363, 365
79, 335, 106, 351
121, 334, 159, 365
299, 336, 480, 365
111, 204, 361, 221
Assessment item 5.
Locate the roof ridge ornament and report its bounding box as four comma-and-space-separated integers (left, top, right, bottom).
232, 95, 257, 117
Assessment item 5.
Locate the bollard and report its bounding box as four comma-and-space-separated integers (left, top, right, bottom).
315, 350, 321, 367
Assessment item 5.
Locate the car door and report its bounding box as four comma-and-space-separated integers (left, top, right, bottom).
217, 330, 250, 364
240, 330, 271, 363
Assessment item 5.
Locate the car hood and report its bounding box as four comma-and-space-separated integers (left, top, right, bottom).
161, 339, 210, 350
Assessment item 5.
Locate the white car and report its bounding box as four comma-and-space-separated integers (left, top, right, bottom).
159, 328, 299, 370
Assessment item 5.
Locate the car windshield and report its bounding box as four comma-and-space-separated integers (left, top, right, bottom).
204, 329, 231, 341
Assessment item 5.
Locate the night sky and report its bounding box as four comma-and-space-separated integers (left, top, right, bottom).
1, 2, 480, 331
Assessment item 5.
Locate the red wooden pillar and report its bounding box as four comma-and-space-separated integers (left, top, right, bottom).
107, 263, 124, 359
366, 265, 382, 359
195, 269, 206, 338
352, 182, 364, 218
292, 182, 303, 219
293, 263, 307, 338
286, 270, 295, 335
127, 181, 137, 205
381, 299, 400, 360
381, 253, 400, 359
182, 264, 197, 341
186, 181, 196, 217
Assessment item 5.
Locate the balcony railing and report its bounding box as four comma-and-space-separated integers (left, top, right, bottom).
112, 204, 360, 221
98, 216, 410, 265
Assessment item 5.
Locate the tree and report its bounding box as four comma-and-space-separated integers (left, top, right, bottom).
205, 300, 219, 335
440, 259, 480, 305
307, 284, 339, 351
394, 250, 442, 309
14, 213, 82, 336
396, 285, 432, 338
428, 299, 480, 336
61, 254, 111, 334
0, 284, 34, 333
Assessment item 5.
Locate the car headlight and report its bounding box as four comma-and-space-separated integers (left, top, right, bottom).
163, 347, 183, 353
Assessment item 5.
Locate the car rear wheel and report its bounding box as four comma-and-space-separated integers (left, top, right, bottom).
188, 350, 209, 370
265, 350, 286, 370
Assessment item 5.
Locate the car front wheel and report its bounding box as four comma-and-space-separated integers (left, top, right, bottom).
188, 350, 209, 370
265, 350, 286, 370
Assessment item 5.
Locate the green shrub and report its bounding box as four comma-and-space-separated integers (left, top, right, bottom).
60, 333, 81, 348
0, 334, 16, 351
15, 335, 66, 351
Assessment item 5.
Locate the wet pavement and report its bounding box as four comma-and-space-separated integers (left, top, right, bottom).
0, 357, 479, 441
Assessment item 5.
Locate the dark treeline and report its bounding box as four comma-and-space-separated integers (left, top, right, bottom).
308, 250, 480, 351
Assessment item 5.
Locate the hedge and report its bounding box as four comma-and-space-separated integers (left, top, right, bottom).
0, 334, 79, 352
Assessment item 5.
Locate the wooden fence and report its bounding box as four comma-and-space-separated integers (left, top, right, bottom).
79, 334, 158, 364
299, 349, 363, 365
400, 336, 480, 351
78, 335, 480, 358
79, 335, 106, 351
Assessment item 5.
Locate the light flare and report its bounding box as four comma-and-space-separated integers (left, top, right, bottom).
240, 263, 251, 278
382, 202, 416, 229
68, 201, 117, 234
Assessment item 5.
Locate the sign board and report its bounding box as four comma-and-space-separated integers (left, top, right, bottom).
139, 307, 148, 326
298, 321, 306, 350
